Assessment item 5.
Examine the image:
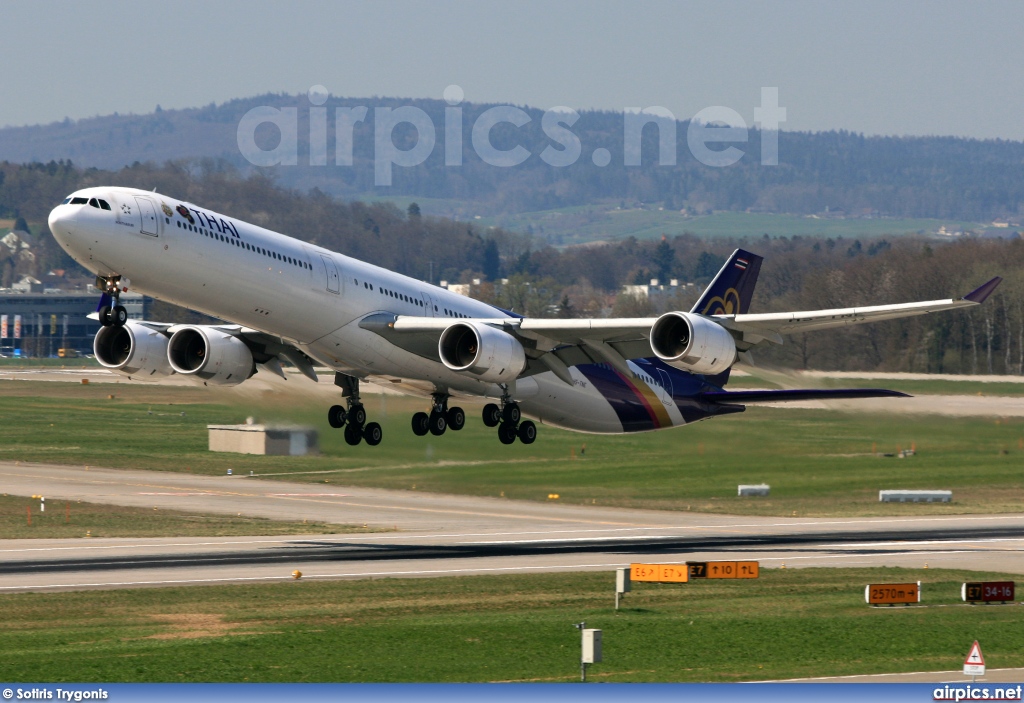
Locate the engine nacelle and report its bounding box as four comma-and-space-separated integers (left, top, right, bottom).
649, 311, 737, 376
93, 321, 173, 380
438, 322, 526, 385
167, 326, 254, 386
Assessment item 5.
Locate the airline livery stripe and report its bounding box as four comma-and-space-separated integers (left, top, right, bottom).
576, 364, 656, 432
617, 370, 673, 429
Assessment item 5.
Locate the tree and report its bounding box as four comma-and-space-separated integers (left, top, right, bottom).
693, 251, 725, 281
407, 202, 421, 219
482, 239, 501, 281
652, 236, 675, 283
13, 216, 29, 234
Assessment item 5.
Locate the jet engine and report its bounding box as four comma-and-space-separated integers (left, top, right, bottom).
93, 321, 173, 380
438, 322, 526, 384
167, 326, 254, 386
649, 312, 737, 376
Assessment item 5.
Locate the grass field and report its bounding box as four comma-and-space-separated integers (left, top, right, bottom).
1, 377, 1023, 517
814, 376, 1024, 397
0, 567, 1019, 682
731, 369, 1024, 396
0, 494, 373, 539
0, 358, 96, 367
471, 208, 985, 246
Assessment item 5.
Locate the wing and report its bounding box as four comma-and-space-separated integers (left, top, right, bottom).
372, 276, 1001, 385
719, 276, 1003, 344
369, 314, 657, 384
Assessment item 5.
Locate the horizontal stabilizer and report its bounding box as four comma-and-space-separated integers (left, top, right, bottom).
701, 388, 910, 403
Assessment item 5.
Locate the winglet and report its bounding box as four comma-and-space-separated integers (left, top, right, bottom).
962, 277, 1002, 304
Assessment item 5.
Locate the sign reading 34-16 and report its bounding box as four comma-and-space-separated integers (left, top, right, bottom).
962, 581, 1015, 603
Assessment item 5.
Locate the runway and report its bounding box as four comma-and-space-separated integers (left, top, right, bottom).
2, 461, 1024, 591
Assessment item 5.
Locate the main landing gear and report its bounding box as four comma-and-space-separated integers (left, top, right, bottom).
96, 276, 128, 327
327, 373, 382, 447
481, 387, 535, 445
411, 394, 465, 437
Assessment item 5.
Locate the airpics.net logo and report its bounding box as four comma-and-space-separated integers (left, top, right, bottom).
236, 84, 787, 186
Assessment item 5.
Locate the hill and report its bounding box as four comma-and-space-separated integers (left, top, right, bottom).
3, 94, 1024, 225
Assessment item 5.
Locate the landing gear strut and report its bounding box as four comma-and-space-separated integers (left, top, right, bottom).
96, 276, 128, 327
327, 373, 382, 447
411, 394, 465, 437
486, 386, 535, 445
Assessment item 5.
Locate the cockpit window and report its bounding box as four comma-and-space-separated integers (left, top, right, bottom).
98, 199, 111, 210
62, 197, 71, 204
88, 198, 100, 208
70, 197, 88, 205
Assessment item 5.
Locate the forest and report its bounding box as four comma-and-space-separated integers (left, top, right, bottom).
1, 160, 1020, 375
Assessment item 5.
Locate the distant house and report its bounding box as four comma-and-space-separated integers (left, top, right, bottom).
1, 231, 27, 253
621, 280, 689, 299
12, 275, 43, 293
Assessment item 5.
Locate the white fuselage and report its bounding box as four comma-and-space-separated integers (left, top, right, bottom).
48, 187, 693, 434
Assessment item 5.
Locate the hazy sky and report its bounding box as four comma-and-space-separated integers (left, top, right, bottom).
3, 0, 1023, 139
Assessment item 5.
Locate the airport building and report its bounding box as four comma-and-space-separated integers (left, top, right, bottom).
0, 285, 148, 357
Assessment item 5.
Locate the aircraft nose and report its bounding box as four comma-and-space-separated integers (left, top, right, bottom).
48, 204, 76, 237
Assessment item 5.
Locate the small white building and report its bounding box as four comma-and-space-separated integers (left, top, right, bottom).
208, 424, 318, 456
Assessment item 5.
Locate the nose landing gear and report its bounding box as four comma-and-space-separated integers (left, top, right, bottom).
96, 276, 128, 327
327, 373, 382, 447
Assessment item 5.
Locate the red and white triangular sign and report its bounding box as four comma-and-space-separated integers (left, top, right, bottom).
964, 641, 985, 676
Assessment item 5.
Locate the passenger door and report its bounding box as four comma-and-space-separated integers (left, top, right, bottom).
320, 254, 340, 294
420, 292, 436, 317
134, 197, 158, 236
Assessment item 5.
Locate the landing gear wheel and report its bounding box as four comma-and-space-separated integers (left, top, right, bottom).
502, 403, 521, 425
98, 305, 112, 327
411, 412, 429, 436
111, 305, 128, 327
498, 423, 517, 445
362, 422, 382, 446
482, 403, 501, 428
517, 420, 537, 444
328, 404, 347, 429
344, 424, 363, 446
428, 411, 447, 436
349, 404, 367, 427
446, 406, 465, 431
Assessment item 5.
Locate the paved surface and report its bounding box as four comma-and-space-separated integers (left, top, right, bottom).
2, 461, 1024, 592
776, 668, 1024, 683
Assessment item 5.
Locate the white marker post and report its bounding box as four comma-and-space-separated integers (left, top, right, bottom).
574, 622, 602, 682
615, 567, 630, 610
40, 496, 44, 513
964, 640, 985, 681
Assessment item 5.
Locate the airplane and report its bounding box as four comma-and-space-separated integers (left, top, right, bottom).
47, 187, 1001, 447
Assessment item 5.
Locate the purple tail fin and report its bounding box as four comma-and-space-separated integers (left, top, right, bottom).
691, 249, 763, 316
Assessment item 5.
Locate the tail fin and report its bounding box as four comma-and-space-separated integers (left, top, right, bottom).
691, 249, 763, 316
